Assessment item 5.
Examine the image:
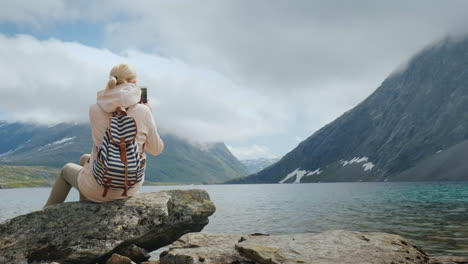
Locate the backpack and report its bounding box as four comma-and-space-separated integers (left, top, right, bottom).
92, 106, 146, 197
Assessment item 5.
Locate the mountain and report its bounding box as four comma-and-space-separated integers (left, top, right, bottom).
241, 158, 279, 174
0, 121, 248, 183
391, 139, 468, 181
230, 36, 468, 184
148, 134, 249, 183
0, 121, 93, 167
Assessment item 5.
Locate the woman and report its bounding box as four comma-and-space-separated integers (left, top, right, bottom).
44, 64, 164, 207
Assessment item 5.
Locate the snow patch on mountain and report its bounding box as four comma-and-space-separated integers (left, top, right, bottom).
341, 157, 368, 166
341, 156, 375, 171
0, 141, 29, 158
37, 137, 76, 151
51, 137, 75, 145
279, 168, 322, 184
0, 149, 13, 157
306, 168, 322, 176
362, 162, 375, 171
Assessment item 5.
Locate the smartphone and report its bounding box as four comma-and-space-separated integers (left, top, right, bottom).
140, 87, 148, 103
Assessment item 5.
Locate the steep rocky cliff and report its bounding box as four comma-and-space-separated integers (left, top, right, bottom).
232, 36, 468, 183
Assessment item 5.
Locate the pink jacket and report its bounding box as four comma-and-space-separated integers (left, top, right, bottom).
78, 83, 164, 202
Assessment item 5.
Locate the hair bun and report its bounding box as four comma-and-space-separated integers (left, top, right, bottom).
106, 64, 137, 90
107, 76, 118, 90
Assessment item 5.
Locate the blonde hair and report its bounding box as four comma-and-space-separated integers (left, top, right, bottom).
106, 64, 137, 90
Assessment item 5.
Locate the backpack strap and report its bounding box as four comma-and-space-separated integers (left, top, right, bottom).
112, 106, 128, 117
102, 176, 111, 197
120, 137, 129, 197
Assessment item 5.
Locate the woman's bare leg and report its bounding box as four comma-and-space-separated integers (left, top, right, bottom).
79, 154, 91, 166
44, 163, 82, 207
78, 154, 91, 202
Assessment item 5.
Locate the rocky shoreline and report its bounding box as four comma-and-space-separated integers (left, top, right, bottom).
0, 189, 466, 264
154, 231, 468, 264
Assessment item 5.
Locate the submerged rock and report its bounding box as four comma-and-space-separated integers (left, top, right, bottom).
0, 189, 215, 264
161, 230, 430, 264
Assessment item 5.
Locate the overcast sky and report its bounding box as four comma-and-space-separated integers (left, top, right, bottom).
1, 0, 468, 160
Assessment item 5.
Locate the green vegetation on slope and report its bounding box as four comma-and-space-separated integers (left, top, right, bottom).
0, 165, 194, 188
0, 165, 60, 188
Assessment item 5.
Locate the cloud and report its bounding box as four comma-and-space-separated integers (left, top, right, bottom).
8, 1, 468, 94
0, 0, 78, 28
227, 144, 278, 160
88, 0, 468, 93
62, 0, 468, 142
0, 34, 291, 143
3, 1, 468, 156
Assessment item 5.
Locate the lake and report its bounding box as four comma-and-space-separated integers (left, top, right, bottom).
1, 182, 467, 256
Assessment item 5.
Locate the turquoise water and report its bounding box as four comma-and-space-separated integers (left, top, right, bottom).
0, 182, 467, 256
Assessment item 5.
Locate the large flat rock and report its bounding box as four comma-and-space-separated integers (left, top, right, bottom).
0, 189, 215, 264
159, 232, 253, 264
236, 230, 428, 264
161, 230, 430, 264
429, 256, 468, 264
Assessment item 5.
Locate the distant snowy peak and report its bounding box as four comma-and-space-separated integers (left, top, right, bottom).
241, 158, 279, 174
241, 158, 279, 165
340, 156, 375, 171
